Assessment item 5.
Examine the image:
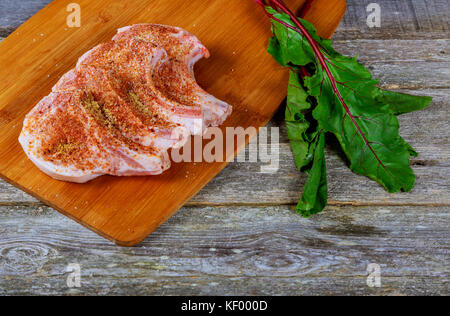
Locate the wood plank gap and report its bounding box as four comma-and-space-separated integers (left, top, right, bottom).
2, 201, 450, 208
183, 201, 450, 208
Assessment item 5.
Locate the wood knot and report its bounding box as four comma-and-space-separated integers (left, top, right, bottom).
0, 241, 58, 275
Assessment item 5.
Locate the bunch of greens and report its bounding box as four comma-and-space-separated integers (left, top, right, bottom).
255, 0, 432, 217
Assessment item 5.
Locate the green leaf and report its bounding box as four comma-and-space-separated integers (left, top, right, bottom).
268, 10, 425, 194
284, 71, 327, 215
375, 89, 433, 115
267, 8, 337, 63
404, 142, 418, 157
267, 37, 285, 67
264, 5, 433, 216
375, 89, 432, 157
285, 70, 316, 170
375, 89, 430, 157
312, 85, 416, 193
296, 132, 328, 217
306, 62, 416, 193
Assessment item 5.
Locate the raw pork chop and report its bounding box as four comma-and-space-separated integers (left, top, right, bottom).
76, 39, 205, 137
19, 91, 171, 183
19, 24, 232, 183
113, 24, 232, 127
53, 41, 187, 150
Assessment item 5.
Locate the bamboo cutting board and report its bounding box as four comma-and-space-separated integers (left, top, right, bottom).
0, 0, 346, 246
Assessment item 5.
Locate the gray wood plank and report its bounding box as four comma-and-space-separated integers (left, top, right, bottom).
193, 151, 450, 206
0, 204, 448, 295
333, 40, 450, 90
335, 0, 450, 39
0, 0, 449, 40
0, 0, 52, 37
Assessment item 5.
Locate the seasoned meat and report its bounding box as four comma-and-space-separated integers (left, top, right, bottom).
113, 24, 232, 127
54, 41, 184, 150
19, 91, 171, 183
19, 24, 232, 183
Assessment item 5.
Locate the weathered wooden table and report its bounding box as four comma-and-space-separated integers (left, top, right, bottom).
0, 0, 448, 295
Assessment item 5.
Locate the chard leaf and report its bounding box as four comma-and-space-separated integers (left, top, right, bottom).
258, 2, 433, 215
375, 89, 433, 115
296, 132, 327, 217
310, 74, 416, 193
268, 10, 426, 193
285, 70, 316, 170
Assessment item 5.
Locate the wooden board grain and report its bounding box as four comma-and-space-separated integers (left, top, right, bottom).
0, 0, 346, 246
